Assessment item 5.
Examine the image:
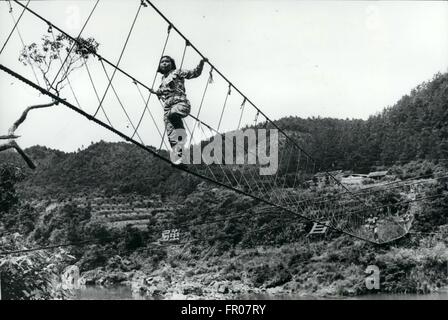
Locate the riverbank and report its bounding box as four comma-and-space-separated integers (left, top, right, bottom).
73, 285, 448, 300
76, 235, 448, 300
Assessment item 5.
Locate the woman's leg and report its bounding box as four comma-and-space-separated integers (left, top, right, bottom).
165, 102, 191, 148
169, 102, 191, 118
165, 114, 186, 147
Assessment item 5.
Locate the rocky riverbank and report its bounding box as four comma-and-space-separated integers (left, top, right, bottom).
76, 235, 448, 300
78, 265, 304, 300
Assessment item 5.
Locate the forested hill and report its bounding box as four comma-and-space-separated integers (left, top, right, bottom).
0, 143, 199, 199
273, 72, 448, 171
1, 72, 447, 197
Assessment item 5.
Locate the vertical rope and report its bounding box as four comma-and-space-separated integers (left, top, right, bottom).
187, 69, 213, 148
0, 0, 30, 55
131, 24, 172, 140
133, 81, 169, 150
237, 97, 246, 130
281, 143, 294, 190
254, 110, 260, 127
217, 84, 231, 132
179, 40, 189, 69
93, 1, 143, 117
99, 59, 144, 144
83, 60, 113, 127
49, 0, 100, 90
157, 125, 167, 152
6, 0, 41, 87
208, 66, 214, 84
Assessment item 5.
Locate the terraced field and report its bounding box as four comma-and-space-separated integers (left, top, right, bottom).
36, 194, 182, 231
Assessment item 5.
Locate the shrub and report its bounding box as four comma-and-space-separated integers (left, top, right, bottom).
0, 234, 72, 300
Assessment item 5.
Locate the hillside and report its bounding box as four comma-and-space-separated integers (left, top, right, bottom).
272, 72, 448, 171
0, 142, 201, 199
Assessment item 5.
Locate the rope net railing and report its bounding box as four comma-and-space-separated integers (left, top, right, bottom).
1, 0, 441, 245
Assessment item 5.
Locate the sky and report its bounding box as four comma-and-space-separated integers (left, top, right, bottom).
0, 0, 447, 152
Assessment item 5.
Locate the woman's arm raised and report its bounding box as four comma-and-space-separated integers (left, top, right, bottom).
180, 58, 208, 79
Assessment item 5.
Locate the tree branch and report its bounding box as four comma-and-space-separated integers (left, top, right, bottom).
0, 141, 36, 169
1, 100, 58, 170
0, 134, 20, 140
55, 53, 76, 93
8, 101, 58, 136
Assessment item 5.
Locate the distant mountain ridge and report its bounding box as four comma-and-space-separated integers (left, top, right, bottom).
0, 142, 198, 199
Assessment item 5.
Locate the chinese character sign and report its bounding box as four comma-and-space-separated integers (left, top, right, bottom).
161, 229, 180, 242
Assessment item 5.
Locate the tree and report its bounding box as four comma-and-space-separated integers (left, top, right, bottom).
0, 32, 103, 294
0, 165, 23, 214
0, 32, 99, 168
0, 234, 72, 300
0, 165, 72, 299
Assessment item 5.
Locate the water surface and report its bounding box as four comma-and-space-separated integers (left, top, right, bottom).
73, 286, 448, 300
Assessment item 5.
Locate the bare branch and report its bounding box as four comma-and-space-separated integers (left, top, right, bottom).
54, 77, 66, 94
8, 101, 59, 136
0, 142, 16, 152
0, 135, 20, 140
55, 53, 77, 91
44, 55, 53, 75
1, 101, 58, 170
37, 65, 51, 91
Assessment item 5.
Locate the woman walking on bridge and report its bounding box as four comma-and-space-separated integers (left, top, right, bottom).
149, 56, 208, 164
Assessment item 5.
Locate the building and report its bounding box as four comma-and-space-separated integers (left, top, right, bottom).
367, 171, 388, 180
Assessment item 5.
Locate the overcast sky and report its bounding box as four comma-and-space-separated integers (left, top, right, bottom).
1, 0, 447, 152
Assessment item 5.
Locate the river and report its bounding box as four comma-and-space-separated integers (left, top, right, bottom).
73, 286, 448, 300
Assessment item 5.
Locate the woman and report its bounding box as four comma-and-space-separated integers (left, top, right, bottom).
150, 55, 208, 164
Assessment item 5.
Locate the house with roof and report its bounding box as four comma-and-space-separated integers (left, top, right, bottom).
367, 170, 389, 180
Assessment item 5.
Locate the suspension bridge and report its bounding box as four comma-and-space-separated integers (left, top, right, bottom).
1, 0, 446, 247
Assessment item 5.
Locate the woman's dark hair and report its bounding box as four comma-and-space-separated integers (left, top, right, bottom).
157, 55, 176, 73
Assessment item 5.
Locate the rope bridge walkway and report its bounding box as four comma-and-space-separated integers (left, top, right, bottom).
1, 0, 446, 246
